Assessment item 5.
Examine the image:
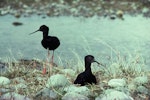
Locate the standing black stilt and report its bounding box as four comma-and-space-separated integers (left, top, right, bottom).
29, 25, 60, 64
29, 25, 60, 74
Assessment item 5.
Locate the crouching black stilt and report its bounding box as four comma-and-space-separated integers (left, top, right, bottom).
74, 55, 100, 86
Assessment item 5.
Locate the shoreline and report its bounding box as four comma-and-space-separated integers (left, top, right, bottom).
0, 0, 150, 18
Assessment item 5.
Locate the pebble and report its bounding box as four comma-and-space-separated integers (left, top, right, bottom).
12, 22, 23, 26
96, 90, 133, 100
15, 83, 27, 89
0, 76, 10, 85
46, 74, 70, 88
110, 14, 116, 20
108, 78, 126, 87
64, 85, 90, 96
137, 86, 149, 94
62, 92, 89, 100
0, 63, 8, 74
133, 76, 148, 85
35, 88, 57, 99
142, 7, 149, 13
61, 69, 76, 77
128, 83, 137, 92
13, 77, 26, 83
116, 10, 124, 18
0, 92, 31, 100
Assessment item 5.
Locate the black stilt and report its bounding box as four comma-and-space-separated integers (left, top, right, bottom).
74, 55, 99, 86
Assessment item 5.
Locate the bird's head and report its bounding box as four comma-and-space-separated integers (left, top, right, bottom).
39, 25, 49, 32
85, 55, 100, 64
29, 25, 49, 35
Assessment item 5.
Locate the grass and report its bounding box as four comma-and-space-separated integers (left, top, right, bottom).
0, 39, 150, 99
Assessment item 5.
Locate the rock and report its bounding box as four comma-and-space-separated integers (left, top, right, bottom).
62, 92, 89, 100
110, 14, 116, 20
14, 13, 21, 18
15, 83, 27, 89
108, 79, 126, 87
142, 7, 149, 13
35, 88, 57, 99
0, 76, 10, 85
0, 88, 14, 95
0, 92, 31, 100
64, 85, 90, 96
133, 76, 148, 85
131, 3, 137, 10
13, 77, 26, 83
12, 22, 23, 26
0, 10, 9, 16
116, 10, 124, 19
61, 69, 76, 77
0, 63, 8, 74
96, 90, 133, 100
128, 83, 136, 92
46, 74, 70, 88
137, 86, 149, 94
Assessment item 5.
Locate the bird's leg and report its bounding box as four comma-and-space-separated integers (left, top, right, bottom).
51, 50, 54, 64
47, 50, 54, 76
48, 49, 50, 61
42, 49, 50, 75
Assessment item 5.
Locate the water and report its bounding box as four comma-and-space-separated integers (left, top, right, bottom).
0, 15, 150, 67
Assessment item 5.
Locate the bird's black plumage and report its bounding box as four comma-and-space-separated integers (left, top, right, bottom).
74, 55, 99, 86
38, 25, 60, 50
30, 25, 60, 63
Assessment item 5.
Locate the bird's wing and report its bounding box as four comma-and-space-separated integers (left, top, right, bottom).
47, 37, 60, 44
74, 72, 86, 85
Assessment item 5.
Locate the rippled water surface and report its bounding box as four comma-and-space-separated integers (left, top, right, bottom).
0, 15, 150, 66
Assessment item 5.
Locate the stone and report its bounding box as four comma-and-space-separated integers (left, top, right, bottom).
61, 69, 76, 77
0, 92, 31, 100
133, 76, 148, 85
108, 79, 126, 87
35, 88, 57, 99
137, 86, 149, 94
96, 90, 133, 100
46, 74, 70, 88
110, 14, 116, 20
62, 92, 89, 100
142, 7, 149, 13
0, 76, 10, 85
128, 83, 136, 92
0, 63, 8, 74
15, 83, 27, 89
0, 88, 13, 94
13, 77, 26, 83
116, 10, 124, 18
64, 85, 90, 96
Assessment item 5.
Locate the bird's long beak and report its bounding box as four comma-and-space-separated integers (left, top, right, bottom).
94, 60, 105, 67
94, 60, 100, 64
29, 30, 39, 35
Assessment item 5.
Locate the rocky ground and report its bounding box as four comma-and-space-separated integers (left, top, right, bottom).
0, 56, 150, 100
0, 0, 150, 18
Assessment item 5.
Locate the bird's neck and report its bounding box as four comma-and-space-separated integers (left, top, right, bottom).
42, 31, 49, 38
85, 62, 92, 73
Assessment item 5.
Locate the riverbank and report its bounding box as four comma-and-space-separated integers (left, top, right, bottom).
0, 0, 150, 18
0, 54, 150, 99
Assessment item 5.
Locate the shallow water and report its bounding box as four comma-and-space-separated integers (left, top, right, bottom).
0, 15, 150, 67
